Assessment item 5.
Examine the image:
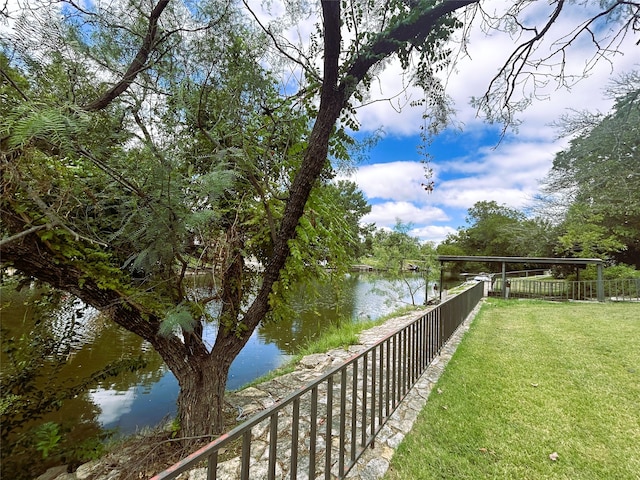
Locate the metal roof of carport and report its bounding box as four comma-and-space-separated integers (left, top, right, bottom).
436, 255, 605, 301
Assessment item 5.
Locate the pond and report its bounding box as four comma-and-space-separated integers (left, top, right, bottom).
1, 273, 452, 477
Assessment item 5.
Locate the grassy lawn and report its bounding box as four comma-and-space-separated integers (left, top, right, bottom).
386, 300, 640, 480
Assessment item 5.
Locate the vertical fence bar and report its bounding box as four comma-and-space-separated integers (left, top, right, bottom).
416, 318, 422, 373
325, 375, 333, 480
397, 331, 403, 401
268, 414, 278, 480
409, 323, 415, 384
350, 360, 358, 466
439, 303, 445, 353
207, 451, 218, 480
309, 386, 318, 480
290, 398, 300, 480
240, 431, 251, 480
426, 312, 432, 364
431, 311, 437, 363
370, 348, 377, 441
391, 336, 397, 410
402, 329, 407, 397
338, 369, 347, 477
411, 320, 420, 385
418, 318, 423, 372
361, 353, 368, 447
378, 343, 384, 426
385, 339, 390, 418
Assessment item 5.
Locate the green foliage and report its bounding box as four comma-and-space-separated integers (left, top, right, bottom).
159, 304, 197, 337
297, 321, 361, 355
268, 180, 370, 323
556, 205, 626, 259
330, 180, 373, 258
543, 74, 640, 266
360, 222, 438, 305
169, 417, 181, 439
566, 264, 640, 281
2, 101, 91, 151
439, 201, 559, 272
366, 220, 429, 272
33, 422, 61, 459
463, 201, 526, 258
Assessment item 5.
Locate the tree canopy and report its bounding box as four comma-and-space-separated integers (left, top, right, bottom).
542, 73, 640, 266
437, 200, 559, 272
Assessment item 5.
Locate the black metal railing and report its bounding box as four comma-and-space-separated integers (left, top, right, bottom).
494, 278, 640, 301
151, 281, 484, 480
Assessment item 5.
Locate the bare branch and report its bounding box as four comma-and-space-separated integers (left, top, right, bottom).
484, 0, 565, 128
0, 224, 49, 247
0, 66, 29, 101
241, 0, 321, 84
341, 1, 479, 96
476, 0, 640, 131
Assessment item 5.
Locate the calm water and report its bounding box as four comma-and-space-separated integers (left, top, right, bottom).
1, 273, 443, 438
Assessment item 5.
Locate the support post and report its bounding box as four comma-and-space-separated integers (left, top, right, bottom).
439, 263, 444, 302
501, 262, 507, 299
597, 262, 604, 302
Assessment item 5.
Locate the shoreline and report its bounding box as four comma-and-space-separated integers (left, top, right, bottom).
38, 299, 480, 480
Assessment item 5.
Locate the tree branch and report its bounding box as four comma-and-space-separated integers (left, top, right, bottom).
242, 0, 322, 84
0, 224, 48, 247
83, 0, 171, 112
342, 0, 478, 95
477, 0, 640, 130
0, 66, 29, 101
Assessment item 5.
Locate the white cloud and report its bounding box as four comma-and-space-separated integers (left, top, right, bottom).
362, 201, 449, 227
409, 225, 458, 245
434, 184, 535, 210
427, 147, 556, 212
90, 387, 136, 426
352, 1, 638, 140
349, 161, 427, 202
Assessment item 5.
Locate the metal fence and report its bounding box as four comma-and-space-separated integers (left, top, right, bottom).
494, 278, 640, 301
151, 281, 484, 480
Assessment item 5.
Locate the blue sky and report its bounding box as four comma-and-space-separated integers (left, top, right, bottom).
330, 3, 639, 244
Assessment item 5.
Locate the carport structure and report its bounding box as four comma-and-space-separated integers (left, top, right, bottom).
436, 256, 605, 302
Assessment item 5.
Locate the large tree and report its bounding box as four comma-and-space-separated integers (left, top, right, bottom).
2, 0, 639, 443
542, 73, 640, 266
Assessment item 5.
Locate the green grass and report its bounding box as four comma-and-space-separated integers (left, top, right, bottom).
386, 300, 640, 480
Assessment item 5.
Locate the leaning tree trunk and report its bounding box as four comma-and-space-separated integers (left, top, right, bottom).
174, 355, 232, 441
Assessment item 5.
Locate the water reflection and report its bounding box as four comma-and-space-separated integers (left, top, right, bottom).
2, 273, 436, 438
